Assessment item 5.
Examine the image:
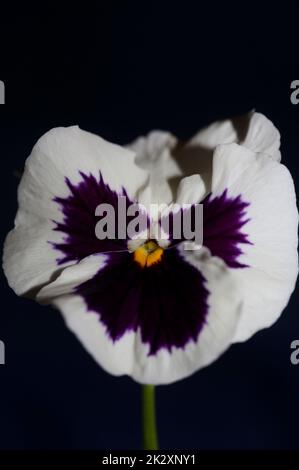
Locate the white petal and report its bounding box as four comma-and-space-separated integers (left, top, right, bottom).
171, 112, 281, 195
3, 126, 148, 296
37, 254, 106, 303
176, 174, 206, 204
189, 111, 281, 161
127, 130, 180, 177
136, 175, 173, 210
55, 294, 137, 377
3, 224, 67, 297
189, 116, 238, 148
40, 253, 142, 377
49, 247, 241, 384
242, 113, 281, 161
210, 143, 298, 342
128, 130, 182, 205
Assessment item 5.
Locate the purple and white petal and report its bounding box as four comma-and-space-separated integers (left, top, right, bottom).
3, 115, 296, 387
131, 247, 242, 384
3, 126, 148, 296
37, 245, 241, 384
208, 142, 298, 342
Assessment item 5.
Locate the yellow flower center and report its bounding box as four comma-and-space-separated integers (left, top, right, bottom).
133, 240, 164, 268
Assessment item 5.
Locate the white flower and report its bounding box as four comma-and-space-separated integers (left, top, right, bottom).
3, 112, 298, 384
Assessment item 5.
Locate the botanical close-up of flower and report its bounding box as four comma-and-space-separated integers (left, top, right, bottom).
3, 111, 298, 394
2, 6, 299, 464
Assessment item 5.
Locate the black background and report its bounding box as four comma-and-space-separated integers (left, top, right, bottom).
0, 4, 299, 450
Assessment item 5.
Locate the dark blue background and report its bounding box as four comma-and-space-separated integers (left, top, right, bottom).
0, 4, 298, 449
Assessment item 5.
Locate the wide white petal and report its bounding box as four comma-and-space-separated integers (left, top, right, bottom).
210, 143, 298, 342
47, 247, 241, 385
3, 126, 148, 296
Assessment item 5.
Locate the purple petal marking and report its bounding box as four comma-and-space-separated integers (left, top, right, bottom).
51, 172, 251, 354
161, 189, 252, 268
203, 189, 252, 268
51, 171, 134, 264
75, 248, 209, 355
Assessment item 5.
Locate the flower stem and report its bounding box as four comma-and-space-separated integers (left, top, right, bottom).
142, 384, 159, 450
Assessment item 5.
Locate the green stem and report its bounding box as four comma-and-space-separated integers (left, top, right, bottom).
142, 384, 159, 450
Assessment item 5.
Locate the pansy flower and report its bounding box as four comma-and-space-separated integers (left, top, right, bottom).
3, 112, 298, 385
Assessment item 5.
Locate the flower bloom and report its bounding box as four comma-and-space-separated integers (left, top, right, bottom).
3, 112, 298, 384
